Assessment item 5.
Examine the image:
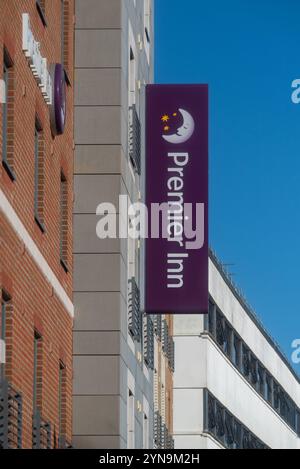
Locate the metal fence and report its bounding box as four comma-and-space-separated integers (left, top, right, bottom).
0, 379, 22, 449
32, 410, 51, 449
129, 105, 141, 174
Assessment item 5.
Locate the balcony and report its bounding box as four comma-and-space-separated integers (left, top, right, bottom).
128, 278, 142, 341
154, 413, 174, 449
154, 411, 162, 449
32, 410, 51, 449
0, 379, 23, 449
128, 105, 141, 175
154, 315, 162, 341
143, 315, 154, 370
168, 337, 175, 372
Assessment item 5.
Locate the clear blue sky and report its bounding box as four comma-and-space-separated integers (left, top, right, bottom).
155, 0, 300, 370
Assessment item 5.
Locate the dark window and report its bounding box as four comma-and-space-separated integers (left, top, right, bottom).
224, 321, 232, 359
58, 362, 66, 437
273, 382, 280, 412
242, 345, 250, 379
233, 334, 241, 369
216, 402, 225, 440
34, 119, 45, 232
204, 390, 268, 450
61, 1, 70, 82
60, 172, 68, 271
296, 411, 300, 437
208, 300, 215, 336
250, 354, 258, 387
2, 49, 15, 179
36, 1, 47, 26
207, 393, 216, 433
233, 420, 242, 449
208, 299, 300, 435
33, 331, 43, 412
0, 291, 13, 382
216, 310, 225, 350
225, 412, 234, 448
258, 363, 265, 396
265, 373, 273, 404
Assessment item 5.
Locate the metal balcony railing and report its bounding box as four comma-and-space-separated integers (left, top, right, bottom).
154, 411, 162, 449
128, 278, 142, 341
143, 315, 154, 370
153, 315, 162, 341
167, 433, 175, 449
168, 336, 175, 372
128, 105, 141, 175
32, 410, 51, 449
0, 379, 23, 449
162, 319, 169, 354
154, 413, 174, 449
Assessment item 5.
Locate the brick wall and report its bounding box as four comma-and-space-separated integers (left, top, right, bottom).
0, 216, 73, 448
0, 0, 74, 449
0, 0, 74, 296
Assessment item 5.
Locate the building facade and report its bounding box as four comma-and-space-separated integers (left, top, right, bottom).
73, 0, 174, 449
173, 251, 300, 449
0, 0, 74, 449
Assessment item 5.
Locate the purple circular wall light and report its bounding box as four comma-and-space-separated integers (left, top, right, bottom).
50, 63, 67, 136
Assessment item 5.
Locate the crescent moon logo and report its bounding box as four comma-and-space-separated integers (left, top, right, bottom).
162, 108, 195, 144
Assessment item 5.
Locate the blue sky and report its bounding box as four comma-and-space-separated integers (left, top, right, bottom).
155, 0, 300, 370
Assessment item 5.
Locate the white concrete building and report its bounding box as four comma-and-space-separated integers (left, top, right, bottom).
173, 251, 300, 449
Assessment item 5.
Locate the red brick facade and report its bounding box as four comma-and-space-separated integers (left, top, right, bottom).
0, 0, 74, 449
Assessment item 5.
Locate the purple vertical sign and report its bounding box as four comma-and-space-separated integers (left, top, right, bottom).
145, 85, 208, 314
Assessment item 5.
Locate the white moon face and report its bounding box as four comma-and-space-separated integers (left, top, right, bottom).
163, 109, 195, 144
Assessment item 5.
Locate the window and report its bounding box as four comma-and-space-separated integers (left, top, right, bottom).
257, 363, 265, 396
216, 310, 225, 350
58, 362, 67, 438
265, 373, 273, 404
208, 298, 300, 435
60, 172, 68, 271
1, 293, 8, 379
0, 291, 13, 381
127, 390, 135, 449
36, 1, 47, 26
249, 354, 258, 386
61, 1, 70, 81
129, 47, 136, 108
208, 300, 215, 336
224, 322, 232, 359
34, 119, 45, 231
143, 413, 149, 449
233, 334, 241, 369
144, 0, 151, 62
204, 390, 268, 450
242, 345, 250, 379
2, 49, 15, 179
33, 331, 43, 412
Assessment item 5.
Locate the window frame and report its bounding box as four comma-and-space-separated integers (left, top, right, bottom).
33, 331, 42, 413
60, 171, 69, 272
36, 1, 47, 27
207, 298, 300, 435
34, 118, 45, 233
2, 49, 15, 181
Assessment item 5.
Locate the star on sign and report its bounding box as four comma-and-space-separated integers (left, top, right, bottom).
161, 114, 170, 123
